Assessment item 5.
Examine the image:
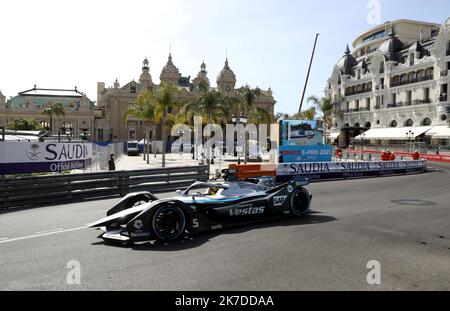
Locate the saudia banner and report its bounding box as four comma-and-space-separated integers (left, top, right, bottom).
275, 160, 427, 182
0, 142, 93, 175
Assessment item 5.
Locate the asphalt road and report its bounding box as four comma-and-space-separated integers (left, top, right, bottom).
1, 163, 449, 290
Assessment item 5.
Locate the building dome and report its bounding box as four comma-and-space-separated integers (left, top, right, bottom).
378, 26, 403, 62
337, 45, 357, 75
139, 57, 152, 85
193, 61, 210, 88
160, 53, 180, 84
216, 58, 236, 84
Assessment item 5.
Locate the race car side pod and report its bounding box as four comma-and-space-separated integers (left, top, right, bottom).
228, 164, 276, 180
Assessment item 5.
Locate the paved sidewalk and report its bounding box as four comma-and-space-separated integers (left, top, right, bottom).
115, 153, 271, 177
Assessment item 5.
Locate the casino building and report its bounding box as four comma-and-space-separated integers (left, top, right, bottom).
1, 86, 96, 139
96, 55, 276, 142
326, 18, 450, 148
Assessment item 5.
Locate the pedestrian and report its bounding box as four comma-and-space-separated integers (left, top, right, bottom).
108, 153, 116, 171
412, 150, 420, 161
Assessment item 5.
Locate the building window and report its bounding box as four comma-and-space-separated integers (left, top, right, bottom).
390, 120, 398, 128
406, 91, 412, 105
97, 128, 104, 141
40, 121, 49, 130
354, 122, 360, 128
421, 118, 432, 126
441, 114, 448, 121
405, 119, 414, 127
130, 85, 136, 93
391, 93, 397, 105
364, 122, 371, 128
376, 120, 380, 125
379, 62, 384, 74
424, 88, 430, 101
366, 98, 370, 110
409, 54, 415, 66
129, 130, 136, 140
355, 100, 360, 110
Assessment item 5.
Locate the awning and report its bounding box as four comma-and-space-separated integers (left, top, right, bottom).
354, 126, 432, 140
328, 132, 340, 139
426, 126, 450, 138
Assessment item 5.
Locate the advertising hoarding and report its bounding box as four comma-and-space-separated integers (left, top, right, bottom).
279, 145, 333, 163
280, 120, 324, 146
0, 142, 92, 175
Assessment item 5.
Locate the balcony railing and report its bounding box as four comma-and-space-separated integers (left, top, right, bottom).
386, 99, 432, 108
345, 88, 373, 96
441, 71, 448, 77
440, 95, 448, 102
390, 75, 434, 88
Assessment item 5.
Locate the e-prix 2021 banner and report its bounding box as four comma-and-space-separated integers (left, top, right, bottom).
0, 142, 92, 175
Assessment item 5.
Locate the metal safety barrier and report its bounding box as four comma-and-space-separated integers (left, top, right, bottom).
0, 165, 209, 209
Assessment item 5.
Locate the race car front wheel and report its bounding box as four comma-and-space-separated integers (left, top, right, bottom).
290, 187, 311, 217
151, 205, 186, 241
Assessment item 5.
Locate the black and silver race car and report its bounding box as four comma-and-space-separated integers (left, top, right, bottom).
89, 177, 312, 243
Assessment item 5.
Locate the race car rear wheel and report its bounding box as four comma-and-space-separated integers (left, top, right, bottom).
151, 205, 186, 241
290, 187, 311, 217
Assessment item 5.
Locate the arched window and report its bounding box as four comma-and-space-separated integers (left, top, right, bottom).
390, 120, 398, 128
40, 121, 49, 130
421, 118, 432, 126
61, 121, 73, 134
404, 119, 414, 127
354, 122, 360, 128
364, 122, 372, 129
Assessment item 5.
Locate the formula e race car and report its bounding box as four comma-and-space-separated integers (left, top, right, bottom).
89, 176, 312, 243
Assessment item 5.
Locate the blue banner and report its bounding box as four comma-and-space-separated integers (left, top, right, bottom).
279, 145, 333, 163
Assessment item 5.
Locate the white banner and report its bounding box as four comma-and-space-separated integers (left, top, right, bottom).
276, 160, 427, 176
0, 142, 93, 174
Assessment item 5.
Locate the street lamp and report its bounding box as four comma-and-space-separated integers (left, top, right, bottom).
232, 114, 248, 165
361, 133, 366, 159
406, 130, 414, 153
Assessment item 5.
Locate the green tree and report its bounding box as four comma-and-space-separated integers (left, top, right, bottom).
187, 88, 230, 125
42, 102, 65, 133
239, 85, 262, 116
7, 117, 43, 131
307, 95, 345, 142
124, 88, 156, 164
154, 83, 181, 168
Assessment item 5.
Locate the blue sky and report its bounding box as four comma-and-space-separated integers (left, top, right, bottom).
0, 0, 449, 114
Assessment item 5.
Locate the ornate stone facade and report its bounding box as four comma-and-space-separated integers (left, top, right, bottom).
96, 55, 276, 142
1, 86, 95, 137
325, 18, 450, 137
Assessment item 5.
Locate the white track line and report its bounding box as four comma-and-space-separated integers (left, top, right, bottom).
0, 226, 88, 244
0, 238, 8, 241
35, 228, 63, 234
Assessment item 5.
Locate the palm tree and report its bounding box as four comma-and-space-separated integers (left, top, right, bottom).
42, 102, 65, 133
238, 85, 262, 164
248, 107, 274, 156
124, 88, 156, 164
287, 107, 317, 120
239, 85, 261, 116
154, 83, 181, 168
307, 95, 345, 143
185, 87, 231, 163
